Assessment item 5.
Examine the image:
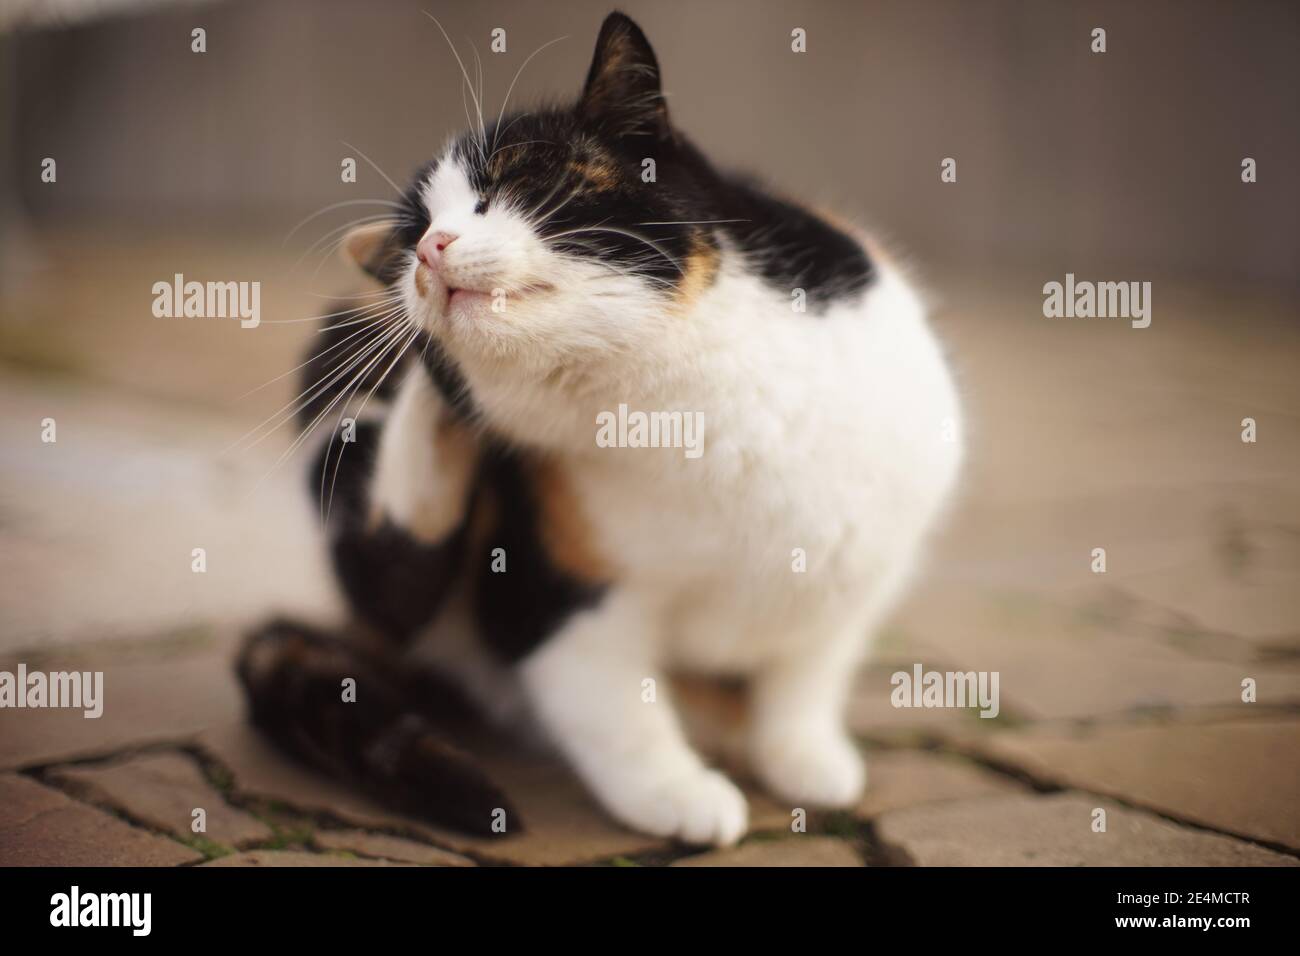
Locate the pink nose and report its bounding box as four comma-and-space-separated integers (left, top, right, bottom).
417, 230, 458, 267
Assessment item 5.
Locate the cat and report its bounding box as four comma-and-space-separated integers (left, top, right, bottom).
238, 11, 963, 847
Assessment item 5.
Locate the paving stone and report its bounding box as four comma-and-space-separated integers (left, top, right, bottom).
933, 287, 1300, 545
313, 830, 474, 866
876, 793, 1296, 866
0, 642, 245, 770
925, 482, 1300, 606
854, 750, 1025, 819
203, 850, 414, 867
973, 718, 1300, 849
848, 659, 1019, 741
922, 491, 1208, 601
1103, 489, 1300, 643
886, 586, 1300, 722
46, 751, 273, 848
671, 836, 862, 867
1071, 585, 1277, 665
0, 773, 201, 866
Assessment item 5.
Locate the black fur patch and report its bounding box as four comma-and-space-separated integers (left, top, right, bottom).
712, 171, 874, 309
470, 445, 608, 664
417, 334, 476, 422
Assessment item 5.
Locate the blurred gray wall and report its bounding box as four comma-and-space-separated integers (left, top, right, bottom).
6, 0, 1299, 288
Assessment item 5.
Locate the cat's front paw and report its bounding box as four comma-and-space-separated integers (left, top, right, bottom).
754, 730, 865, 809
601, 766, 749, 847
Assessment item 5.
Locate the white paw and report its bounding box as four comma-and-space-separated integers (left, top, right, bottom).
602, 766, 749, 847
755, 731, 865, 808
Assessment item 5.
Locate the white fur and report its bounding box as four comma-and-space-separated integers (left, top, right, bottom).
390, 155, 963, 845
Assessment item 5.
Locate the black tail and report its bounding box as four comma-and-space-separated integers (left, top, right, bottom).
236, 617, 520, 836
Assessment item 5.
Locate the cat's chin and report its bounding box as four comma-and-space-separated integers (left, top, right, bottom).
447, 287, 490, 308
422, 283, 558, 335
433, 289, 497, 332
411, 291, 499, 349
429, 288, 487, 326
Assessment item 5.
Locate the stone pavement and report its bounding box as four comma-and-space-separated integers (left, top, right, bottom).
1, 245, 1297, 866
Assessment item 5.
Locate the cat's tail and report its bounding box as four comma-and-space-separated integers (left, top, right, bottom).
235, 616, 520, 836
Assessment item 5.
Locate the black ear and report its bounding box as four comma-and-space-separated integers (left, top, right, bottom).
579, 12, 668, 140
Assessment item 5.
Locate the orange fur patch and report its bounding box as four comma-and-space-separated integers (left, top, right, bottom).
672, 235, 720, 310
529, 456, 610, 583
568, 157, 619, 192
466, 482, 500, 557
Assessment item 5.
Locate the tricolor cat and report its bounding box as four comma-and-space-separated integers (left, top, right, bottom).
239, 11, 962, 846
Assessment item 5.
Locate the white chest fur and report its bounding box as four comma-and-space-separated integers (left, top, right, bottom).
452, 255, 963, 673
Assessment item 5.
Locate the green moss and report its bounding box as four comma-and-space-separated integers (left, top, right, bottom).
180, 836, 235, 860
818, 811, 864, 840
262, 823, 316, 851
204, 764, 235, 795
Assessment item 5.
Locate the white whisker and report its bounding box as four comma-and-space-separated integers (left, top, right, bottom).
491, 34, 569, 155
339, 141, 407, 197
261, 319, 412, 478
424, 12, 487, 160
225, 315, 406, 456
637, 219, 750, 226
283, 198, 407, 244
260, 293, 405, 324
547, 224, 685, 273
321, 325, 422, 523
236, 312, 405, 400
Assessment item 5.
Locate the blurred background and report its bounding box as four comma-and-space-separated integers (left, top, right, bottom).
0, 0, 1296, 866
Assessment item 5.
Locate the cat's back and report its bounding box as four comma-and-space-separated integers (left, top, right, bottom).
693, 202, 962, 502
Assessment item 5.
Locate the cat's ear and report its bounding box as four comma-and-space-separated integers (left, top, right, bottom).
579, 12, 669, 140
342, 222, 398, 280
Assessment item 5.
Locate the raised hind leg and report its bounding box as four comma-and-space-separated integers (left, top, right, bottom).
236, 617, 516, 834
237, 344, 504, 832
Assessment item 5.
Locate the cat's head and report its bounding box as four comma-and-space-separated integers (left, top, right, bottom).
344, 12, 718, 374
